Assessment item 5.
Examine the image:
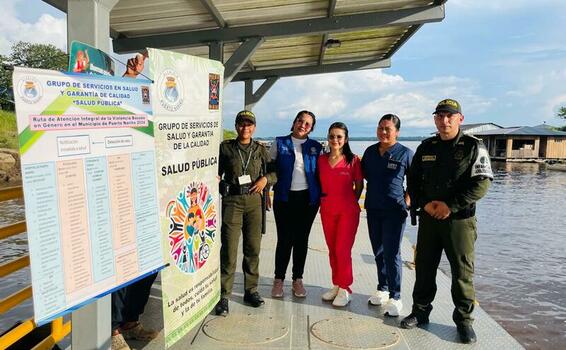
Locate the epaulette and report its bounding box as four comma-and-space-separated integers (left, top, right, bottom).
253, 140, 267, 148
221, 139, 237, 147
421, 135, 438, 144
462, 134, 483, 145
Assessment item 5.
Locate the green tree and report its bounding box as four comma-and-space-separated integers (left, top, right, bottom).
223, 129, 237, 140
557, 107, 566, 131
1, 41, 68, 110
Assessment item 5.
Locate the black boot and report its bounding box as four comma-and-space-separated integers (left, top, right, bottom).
214, 297, 229, 316
243, 291, 265, 307
457, 324, 477, 344
400, 313, 430, 329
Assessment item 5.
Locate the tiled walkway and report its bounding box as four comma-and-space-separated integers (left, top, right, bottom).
135, 211, 523, 349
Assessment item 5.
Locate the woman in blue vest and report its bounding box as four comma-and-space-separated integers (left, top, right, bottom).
270, 110, 322, 298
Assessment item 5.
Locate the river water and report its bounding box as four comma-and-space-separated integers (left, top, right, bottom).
1, 140, 564, 349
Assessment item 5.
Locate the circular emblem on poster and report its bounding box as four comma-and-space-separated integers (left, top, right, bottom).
157, 69, 184, 112
17, 76, 43, 104
166, 182, 217, 274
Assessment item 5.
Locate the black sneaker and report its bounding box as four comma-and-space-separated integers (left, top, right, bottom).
214, 297, 229, 316
457, 324, 477, 344
400, 313, 430, 329
243, 291, 265, 307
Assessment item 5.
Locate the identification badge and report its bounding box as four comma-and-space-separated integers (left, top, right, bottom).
387, 161, 398, 170
422, 155, 436, 162
238, 174, 252, 185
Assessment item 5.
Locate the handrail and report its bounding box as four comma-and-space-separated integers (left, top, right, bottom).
0, 186, 24, 202
0, 286, 32, 314
0, 185, 71, 349
0, 255, 30, 278
0, 221, 27, 240
0, 319, 35, 349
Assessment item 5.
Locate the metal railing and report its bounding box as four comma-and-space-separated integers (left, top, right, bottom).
0, 185, 71, 350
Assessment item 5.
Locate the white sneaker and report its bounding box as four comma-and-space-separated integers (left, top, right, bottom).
332, 288, 350, 307
384, 298, 403, 317
321, 286, 339, 301
368, 290, 390, 306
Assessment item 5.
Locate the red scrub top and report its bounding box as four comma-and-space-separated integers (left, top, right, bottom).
318, 154, 363, 214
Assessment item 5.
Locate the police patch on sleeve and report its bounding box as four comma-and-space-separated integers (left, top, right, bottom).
471, 145, 493, 179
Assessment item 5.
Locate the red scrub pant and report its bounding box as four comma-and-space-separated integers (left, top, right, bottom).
320, 208, 360, 292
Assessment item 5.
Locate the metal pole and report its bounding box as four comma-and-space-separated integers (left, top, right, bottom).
67, 0, 118, 349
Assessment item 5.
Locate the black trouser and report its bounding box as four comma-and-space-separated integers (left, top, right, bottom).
273, 190, 319, 280
111, 272, 158, 330
412, 214, 477, 326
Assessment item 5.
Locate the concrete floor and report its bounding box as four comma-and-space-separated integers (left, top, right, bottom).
131, 211, 523, 349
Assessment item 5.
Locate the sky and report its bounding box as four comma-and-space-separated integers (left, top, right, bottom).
2, 0, 566, 137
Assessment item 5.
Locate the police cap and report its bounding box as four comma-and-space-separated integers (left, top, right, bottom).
235, 110, 256, 125
433, 99, 462, 115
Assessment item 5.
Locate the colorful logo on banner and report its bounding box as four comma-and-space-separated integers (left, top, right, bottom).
157, 69, 184, 112
16, 76, 43, 104
208, 73, 220, 110
166, 182, 217, 274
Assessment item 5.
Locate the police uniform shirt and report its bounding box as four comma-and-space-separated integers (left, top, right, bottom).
218, 139, 276, 186
408, 131, 493, 215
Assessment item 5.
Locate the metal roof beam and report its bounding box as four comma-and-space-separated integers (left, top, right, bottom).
113, 5, 445, 53
198, 0, 226, 28
209, 41, 224, 62
319, 0, 337, 65
224, 37, 265, 86
233, 58, 391, 81
244, 77, 279, 110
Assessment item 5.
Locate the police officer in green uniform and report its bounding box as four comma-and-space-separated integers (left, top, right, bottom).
401, 99, 493, 344
215, 110, 277, 316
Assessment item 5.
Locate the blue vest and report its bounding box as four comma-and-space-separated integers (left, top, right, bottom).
273, 135, 322, 205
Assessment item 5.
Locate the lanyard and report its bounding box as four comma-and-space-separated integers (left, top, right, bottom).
237, 147, 253, 174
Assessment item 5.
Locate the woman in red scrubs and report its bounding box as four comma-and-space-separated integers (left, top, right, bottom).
318, 122, 364, 306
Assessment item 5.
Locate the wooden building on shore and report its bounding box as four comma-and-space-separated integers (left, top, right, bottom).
472, 125, 566, 161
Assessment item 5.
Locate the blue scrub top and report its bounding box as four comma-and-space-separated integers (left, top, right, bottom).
361, 142, 414, 211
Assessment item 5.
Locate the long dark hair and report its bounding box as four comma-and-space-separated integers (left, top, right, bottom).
379, 113, 401, 130
328, 122, 355, 165
290, 110, 316, 132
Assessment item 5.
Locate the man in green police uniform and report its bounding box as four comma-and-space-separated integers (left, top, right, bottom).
215, 110, 277, 316
401, 99, 493, 344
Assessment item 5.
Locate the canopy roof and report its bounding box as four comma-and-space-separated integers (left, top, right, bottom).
474, 126, 566, 137
44, 0, 446, 82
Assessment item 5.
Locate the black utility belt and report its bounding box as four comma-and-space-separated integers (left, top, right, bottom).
220, 182, 252, 196
228, 185, 252, 196
451, 207, 475, 220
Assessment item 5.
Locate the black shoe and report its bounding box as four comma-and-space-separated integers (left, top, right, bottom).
400, 313, 430, 329
457, 324, 477, 344
243, 291, 265, 307
214, 297, 229, 316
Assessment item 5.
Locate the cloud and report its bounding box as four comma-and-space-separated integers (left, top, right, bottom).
229, 68, 494, 136
0, 0, 66, 55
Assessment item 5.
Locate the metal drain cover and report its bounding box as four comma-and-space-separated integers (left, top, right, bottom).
311, 316, 400, 349
203, 313, 289, 344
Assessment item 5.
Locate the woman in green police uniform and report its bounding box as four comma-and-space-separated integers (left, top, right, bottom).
215, 110, 277, 316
